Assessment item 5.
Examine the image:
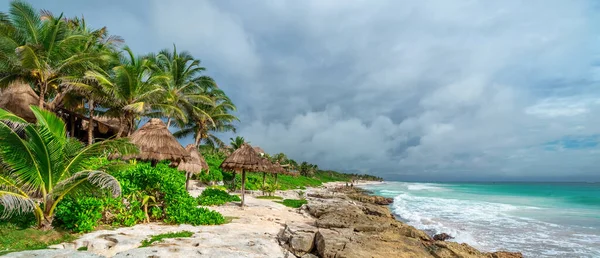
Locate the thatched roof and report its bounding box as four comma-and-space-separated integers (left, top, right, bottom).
82, 116, 130, 135
253, 146, 266, 155
177, 144, 209, 174
259, 158, 276, 174
126, 118, 189, 162
272, 162, 287, 174
220, 143, 267, 172
0, 81, 39, 122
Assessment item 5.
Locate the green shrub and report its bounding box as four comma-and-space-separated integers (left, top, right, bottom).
54, 197, 103, 233
140, 231, 193, 247
103, 197, 146, 227
198, 168, 223, 184
197, 188, 241, 206
114, 162, 225, 226
279, 199, 308, 208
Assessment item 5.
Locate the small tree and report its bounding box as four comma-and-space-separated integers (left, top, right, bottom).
0, 106, 137, 229
229, 136, 246, 150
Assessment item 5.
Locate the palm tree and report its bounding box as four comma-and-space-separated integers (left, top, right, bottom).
174, 92, 238, 147
229, 136, 247, 150
63, 17, 123, 144
149, 45, 214, 128
0, 106, 137, 229
84, 47, 169, 136
0, 1, 106, 109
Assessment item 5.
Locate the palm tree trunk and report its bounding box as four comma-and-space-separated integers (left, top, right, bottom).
231, 171, 236, 191
241, 170, 246, 207
185, 171, 191, 190
128, 116, 135, 136
194, 122, 204, 145
116, 116, 125, 139
87, 99, 95, 145
166, 116, 172, 128
38, 82, 46, 108
195, 132, 202, 145
69, 115, 75, 137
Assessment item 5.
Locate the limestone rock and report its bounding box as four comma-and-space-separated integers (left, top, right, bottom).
2, 249, 103, 258
278, 222, 318, 257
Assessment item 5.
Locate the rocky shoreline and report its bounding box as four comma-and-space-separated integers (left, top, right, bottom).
278, 185, 523, 258
3, 182, 523, 258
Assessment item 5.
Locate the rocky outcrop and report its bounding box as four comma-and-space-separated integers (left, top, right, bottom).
279, 187, 523, 258
434, 233, 454, 241
278, 223, 318, 257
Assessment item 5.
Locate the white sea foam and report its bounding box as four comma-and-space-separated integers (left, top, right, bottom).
405, 183, 447, 191
389, 187, 600, 258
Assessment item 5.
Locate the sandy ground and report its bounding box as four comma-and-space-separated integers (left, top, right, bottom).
6, 182, 318, 258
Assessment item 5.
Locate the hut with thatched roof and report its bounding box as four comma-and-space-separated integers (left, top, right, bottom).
253, 146, 266, 157
178, 144, 210, 190
126, 118, 189, 164
259, 158, 276, 194
271, 162, 287, 189
220, 143, 267, 206
0, 81, 39, 122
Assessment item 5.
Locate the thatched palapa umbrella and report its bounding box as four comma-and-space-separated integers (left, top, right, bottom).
0, 81, 39, 122
271, 162, 287, 189
259, 158, 276, 195
126, 118, 189, 165
220, 143, 267, 206
178, 144, 210, 190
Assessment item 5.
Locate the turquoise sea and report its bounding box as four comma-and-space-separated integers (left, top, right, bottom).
362, 182, 600, 258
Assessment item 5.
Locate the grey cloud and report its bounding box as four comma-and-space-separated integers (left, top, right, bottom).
13, 0, 600, 181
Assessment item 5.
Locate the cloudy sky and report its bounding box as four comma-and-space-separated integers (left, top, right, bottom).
13, 0, 600, 181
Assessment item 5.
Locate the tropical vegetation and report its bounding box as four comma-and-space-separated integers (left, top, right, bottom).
197, 188, 241, 206
0, 1, 382, 254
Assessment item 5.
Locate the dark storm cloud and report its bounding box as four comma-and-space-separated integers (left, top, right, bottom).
14, 0, 600, 181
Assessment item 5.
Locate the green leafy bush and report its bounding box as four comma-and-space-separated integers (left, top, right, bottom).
197, 168, 223, 184
197, 188, 241, 206
114, 162, 225, 225
54, 197, 103, 233
279, 199, 308, 208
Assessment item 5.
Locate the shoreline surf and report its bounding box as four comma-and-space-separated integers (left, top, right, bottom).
362, 181, 600, 258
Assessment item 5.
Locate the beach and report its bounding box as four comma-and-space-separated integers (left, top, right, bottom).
5, 180, 523, 258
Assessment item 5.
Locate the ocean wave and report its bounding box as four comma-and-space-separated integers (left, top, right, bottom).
405, 183, 448, 191
390, 192, 600, 257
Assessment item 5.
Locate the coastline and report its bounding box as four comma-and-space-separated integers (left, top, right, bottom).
279, 181, 523, 258
4, 181, 522, 258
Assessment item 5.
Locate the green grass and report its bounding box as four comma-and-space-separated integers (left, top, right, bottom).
256, 195, 283, 200
77, 246, 88, 251
277, 199, 308, 208
140, 231, 194, 247
0, 224, 77, 255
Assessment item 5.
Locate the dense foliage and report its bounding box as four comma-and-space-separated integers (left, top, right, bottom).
111, 162, 225, 226
0, 107, 137, 229
197, 188, 240, 206
52, 162, 225, 233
